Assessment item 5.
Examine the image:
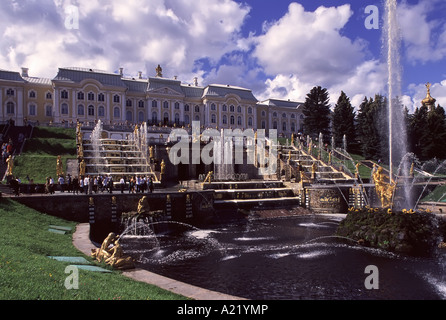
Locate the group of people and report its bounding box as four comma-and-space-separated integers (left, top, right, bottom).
43, 174, 155, 195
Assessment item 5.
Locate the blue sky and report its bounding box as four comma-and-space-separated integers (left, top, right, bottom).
0, 0, 445, 110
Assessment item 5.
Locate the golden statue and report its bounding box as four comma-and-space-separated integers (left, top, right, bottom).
79, 159, 86, 176
155, 64, 163, 77
372, 165, 396, 208
311, 161, 317, 179
410, 163, 414, 178
78, 144, 84, 159
6, 155, 13, 176
160, 159, 166, 174
56, 155, 64, 176
287, 151, 292, 163
137, 196, 150, 215
105, 239, 134, 270
203, 171, 213, 184
149, 146, 154, 159
76, 129, 83, 146
91, 233, 134, 270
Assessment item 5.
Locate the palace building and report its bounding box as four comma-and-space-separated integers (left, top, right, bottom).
0, 65, 304, 136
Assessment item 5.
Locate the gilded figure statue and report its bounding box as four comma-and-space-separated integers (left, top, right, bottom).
79, 159, 86, 176
91, 233, 134, 270
6, 155, 13, 176
160, 159, 166, 175
137, 196, 150, 215
56, 155, 64, 176
372, 165, 396, 208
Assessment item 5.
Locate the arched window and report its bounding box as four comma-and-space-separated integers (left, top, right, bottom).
223, 115, 227, 124
282, 122, 287, 131
282, 113, 286, 118
230, 105, 235, 112
77, 105, 85, 116
175, 113, 180, 125
88, 92, 95, 101
174, 102, 180, 110
237, 116, 242, 126
230, 115, 235, 125
195, 115, 200, 121
211, 114, 216, 124
126, 99, 132, 107
77, 92, 84, 100
273, 112, 277, 118
194, 105, 200, 113
61, 103, 69, 115
184, 115, 190, 124
113, 107, 120, 118
291, 122, 296, 132
28, 104, 36, 116
152, 111, 158, 123
211, 103, 216, 111
273, 121, 277, 129
138, 100, 145, 108
61, 90, 68, 99
29, 90, 36, 98
261, 121, 266, 129
152, 100, 158, 108
163, 112, 169, 124
126, 110, 133, 122
237, 106, 242, 113
6, 102, 15, 114
261, 110, 266, 117
46, 92, 52, 100
88, 105, 95, 116
248, 107, 253, 114
113, 95, 120, 103
222, 104, 227, 112
291, 114, 296, 119
98, 93, 105, 102
98, 106, 105, 117
184, 104, 190, 112
163, 101, 169, 109
138, 111, 144, 122
248, 117, 253, 126
45, 105, 52, 117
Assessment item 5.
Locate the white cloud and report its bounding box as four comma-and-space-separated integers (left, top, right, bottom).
407, 81, 446, 111
0, 0, 250, 79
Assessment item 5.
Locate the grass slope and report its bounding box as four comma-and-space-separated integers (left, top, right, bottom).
0, 198, 186, 300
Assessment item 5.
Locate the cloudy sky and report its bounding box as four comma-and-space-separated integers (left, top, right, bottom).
1, 0, 445, 111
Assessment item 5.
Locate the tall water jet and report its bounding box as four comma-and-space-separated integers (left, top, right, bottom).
383, 0, 411, 208
91, 120, 104, 174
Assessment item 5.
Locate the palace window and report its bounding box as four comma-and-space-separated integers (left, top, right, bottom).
230, 115, 235, 125
61, 90, 68, 99
6, 102, 15, 114
230, 105, 235, 112
223, 104, 227, 112
211, 103, 216, 111
29, 91, 36, 98
237, 116, 242, 126
6, 88, 15, 96
261, 121, 266, 129
126, 99, 132, 107
88, 92, 95, 101
138, 100, 145, 108
113, 107, 120, 118
194, 105, 200, 113
126, 110, 133, 122
152, 111, 158, 123
152, 100, 158, 108
291, 122, 296, 132
175, 113, 180, 125
29, 104, 36, 116
98, 106, 105, 117
273, 121, 277, 129
113, 95, 120, 103
211, 114, 216, 124
138, 111, 144, 122
248, 107, 252, 114
61, 103, 69, 115
282, 122, 287, 131
78, 105, 85, 116
45, 105, 52, 117
88, 105, 95, 116
77, 92, 84, 100
163, 112, 169, 124
184, 104, 189, 112
273, 112, 277, 118
98, 93, 105, 102
163, 101, 169, 109
174, 102, 180, 110
261, 110, 266, 117
248, 117, 253, 126
237, 106, 242, 113
184, 115, 190, 125
282, 113, 286, 118
222, 115, 227, 125
46, 92, 52, 100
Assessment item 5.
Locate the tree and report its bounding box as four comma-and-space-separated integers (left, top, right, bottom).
407, 105, 428, 157
332, 91, 356, 152
356, 95, 388, 161
420, 105, 446, 160
302, 86, 331, 141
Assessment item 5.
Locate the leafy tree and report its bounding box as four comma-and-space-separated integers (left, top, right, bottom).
302, 86, 331, 141
420, 105, 446, 160
332, 91, 356, 152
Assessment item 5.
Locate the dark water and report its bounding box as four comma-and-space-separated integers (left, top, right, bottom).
120, 215, 446, 300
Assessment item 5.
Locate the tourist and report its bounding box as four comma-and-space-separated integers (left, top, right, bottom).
88, 175, 93, 194
72, 176, 79, 194
49, 176, 55, 194
58, 175, 65, 192
148, 176, 154, 193
79, 176, 84, 194
120, 176, 125, 193
129, 176, 135, 193
84, 176, 89, 194
10, 176, 20, 196
107, 176, 113, 193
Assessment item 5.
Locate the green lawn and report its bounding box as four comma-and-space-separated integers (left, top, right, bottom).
0, 198, 187, 300
12, 127, 78, 183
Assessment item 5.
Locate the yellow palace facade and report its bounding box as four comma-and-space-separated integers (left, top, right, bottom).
0, 66, 304, 137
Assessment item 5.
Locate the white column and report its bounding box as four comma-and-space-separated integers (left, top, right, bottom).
54, 88, 60, 123
17, 88, 24, 126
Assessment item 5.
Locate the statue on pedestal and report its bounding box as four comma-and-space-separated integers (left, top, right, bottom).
6, 155, 13, 176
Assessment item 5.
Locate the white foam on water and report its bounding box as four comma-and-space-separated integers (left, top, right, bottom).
423, 273, 446, 299
221, 255, 240, 261
298, 223, 330, 229
296, 250, 332, 259
234, 236, 275, 241
187, 230, 217, 239
268, 252, 291, 259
